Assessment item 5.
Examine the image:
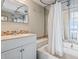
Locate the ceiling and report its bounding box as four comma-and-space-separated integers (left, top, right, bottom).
33, 0, 47, 7
32, 0, 78, 10
32, 0, 69, 7
32, 0, 69, 10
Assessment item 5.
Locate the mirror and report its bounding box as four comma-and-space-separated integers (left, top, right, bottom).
1, 0, 29, 23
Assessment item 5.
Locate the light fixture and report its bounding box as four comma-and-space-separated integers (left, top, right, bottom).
40, 0, 56, 5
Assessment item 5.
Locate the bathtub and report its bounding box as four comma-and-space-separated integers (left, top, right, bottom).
37, 45, 59, 59
37, 38, 48, 48
37, 41, 78, 59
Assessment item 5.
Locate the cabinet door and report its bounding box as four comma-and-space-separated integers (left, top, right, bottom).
1, 48, 21, 59
1, 53, 5, 59
22, 43, 36, 59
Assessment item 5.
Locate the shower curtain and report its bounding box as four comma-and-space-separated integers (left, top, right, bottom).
48, 2, 64, 57
48, 4, 55, 55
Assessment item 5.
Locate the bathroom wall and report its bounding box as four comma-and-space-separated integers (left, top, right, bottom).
1, 0, 44, 37
44, 8, 49, 36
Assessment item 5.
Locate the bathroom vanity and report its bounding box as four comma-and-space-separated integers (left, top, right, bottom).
1, 34, 36, 59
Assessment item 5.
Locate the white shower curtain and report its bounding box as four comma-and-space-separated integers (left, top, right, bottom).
48, 4, 54, 54
48, 2, 64, 57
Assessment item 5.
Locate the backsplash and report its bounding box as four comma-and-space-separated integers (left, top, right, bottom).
1, 22, 29, 32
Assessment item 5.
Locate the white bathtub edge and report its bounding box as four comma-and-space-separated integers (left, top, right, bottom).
37, 45, 59, 59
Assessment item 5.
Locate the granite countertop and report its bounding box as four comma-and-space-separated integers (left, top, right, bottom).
1, 33, 36, 41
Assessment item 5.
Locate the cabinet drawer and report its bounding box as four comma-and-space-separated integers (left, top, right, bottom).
1, 36, 36, 52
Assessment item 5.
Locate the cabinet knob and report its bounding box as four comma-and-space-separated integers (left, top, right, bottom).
20, 50, 22, 52
22, 49, 24, 51
20, 49, 24, 52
